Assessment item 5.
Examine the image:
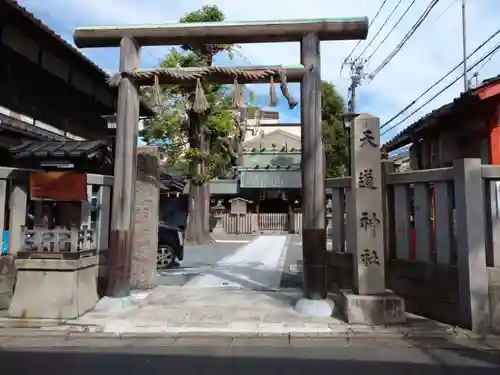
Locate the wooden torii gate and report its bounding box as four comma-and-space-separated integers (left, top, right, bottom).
74, 18, 368, 316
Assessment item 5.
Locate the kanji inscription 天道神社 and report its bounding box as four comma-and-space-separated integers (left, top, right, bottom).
360, 249, 380, 267
358, 168, 377, 189
349, 114, 386, 295
360, 129, 378, 147
359, 211, 381, 236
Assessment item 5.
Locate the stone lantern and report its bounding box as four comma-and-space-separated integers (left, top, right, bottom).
211, 200, 226, 234
326, 198, 333, 214
326, 198, 333, 236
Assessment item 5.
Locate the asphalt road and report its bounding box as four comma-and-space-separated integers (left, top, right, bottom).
1, 344, 499, 375
155, 240, 251, 286
154, 234, 322, 289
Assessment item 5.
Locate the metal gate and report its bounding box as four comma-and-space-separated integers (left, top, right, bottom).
258, 213, 289, 232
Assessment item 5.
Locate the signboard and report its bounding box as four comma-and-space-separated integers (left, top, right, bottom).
29, 171, 87, 201
240, 170, 301, 188
230, 198, 248, 214
241, 152, 301, 167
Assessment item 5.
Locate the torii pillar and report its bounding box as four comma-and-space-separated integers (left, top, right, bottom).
294, 33, 333, 317
107, 37, 141, 297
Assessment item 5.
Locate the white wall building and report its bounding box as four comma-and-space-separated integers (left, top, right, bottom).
243, 106, 300, 142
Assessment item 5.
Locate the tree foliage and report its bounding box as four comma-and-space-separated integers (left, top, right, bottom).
140, 5, 348, 243
321, 81, 349, 178
140, 5, 251, 243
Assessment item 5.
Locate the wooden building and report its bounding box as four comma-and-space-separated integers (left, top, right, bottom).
0, 0, 152, 145
0, 0, 154, 256
384, 75, 500, 168
209, 128, 302, 215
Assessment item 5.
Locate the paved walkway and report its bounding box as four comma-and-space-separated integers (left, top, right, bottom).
68, 235, 312, 333
65, 285, 483, 340
61, 235, 473, 339
186, 235, 288, 289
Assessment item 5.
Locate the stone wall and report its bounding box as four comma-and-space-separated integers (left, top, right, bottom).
488, 267, 500, 334
386, 260, 461, 326
131, 146, 160, 289
327, 252, 353, 291
97, 250, 109, 298
0, 255, 16, 310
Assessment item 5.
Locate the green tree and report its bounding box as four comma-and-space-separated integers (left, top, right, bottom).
140, 5, 250, 244
321, 81, 349, 177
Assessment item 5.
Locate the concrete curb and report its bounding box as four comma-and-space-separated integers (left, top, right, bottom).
0, 330, 499, 350
0, 326, 498, 341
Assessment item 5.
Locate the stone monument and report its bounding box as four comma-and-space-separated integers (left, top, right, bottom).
131, 146, 160, 289
340, 113, 406, 325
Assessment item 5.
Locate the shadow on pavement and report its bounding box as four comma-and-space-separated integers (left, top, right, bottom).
0, 345, 499, 374
400, 316, 500, 368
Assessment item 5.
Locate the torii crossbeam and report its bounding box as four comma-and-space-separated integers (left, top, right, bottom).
74, 18, 368, 47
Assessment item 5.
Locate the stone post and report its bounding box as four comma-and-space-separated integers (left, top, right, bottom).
340, 113, 405, 325
131, 147, 160, 289
453, 158, 490, 333
350, 113, 385, 295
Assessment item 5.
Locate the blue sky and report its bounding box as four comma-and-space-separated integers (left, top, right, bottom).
17, 0, 500, 143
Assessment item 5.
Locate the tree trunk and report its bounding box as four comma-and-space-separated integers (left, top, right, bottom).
199, 125, 213, 243
184, 112, 212, 244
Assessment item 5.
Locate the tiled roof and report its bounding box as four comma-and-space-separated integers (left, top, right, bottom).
0, 138, 111, 159
159, 173, 186, 191
0, 113, 69, 141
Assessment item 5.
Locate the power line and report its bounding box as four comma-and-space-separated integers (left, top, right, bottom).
368, 0, 457, 63
476, 48, 499, 73
370, 0, 441, 80
340, 0, 388, 73
382, 43, 500, 137
356, 0, 406, 60
434, 0, 458, 22
381, 42, 500, 137
381, 26, 500, 130
366, 0, 418, 62
371, 0, 440, 78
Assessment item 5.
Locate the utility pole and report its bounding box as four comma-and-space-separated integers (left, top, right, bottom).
345, 59, 367, 114
462, 0, 468, 91
344, 58, 367, 177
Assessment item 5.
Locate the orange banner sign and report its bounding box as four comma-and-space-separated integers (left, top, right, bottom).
29, 171, 87, 201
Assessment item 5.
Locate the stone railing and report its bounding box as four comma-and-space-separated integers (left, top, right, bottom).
20, 225, 96, 255
0, 166, 112, 313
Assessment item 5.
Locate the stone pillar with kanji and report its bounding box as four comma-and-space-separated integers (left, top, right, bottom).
351, 114, 385, 294
340, 113, 406, 325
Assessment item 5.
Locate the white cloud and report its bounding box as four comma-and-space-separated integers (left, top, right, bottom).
18, 0, 500, 142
